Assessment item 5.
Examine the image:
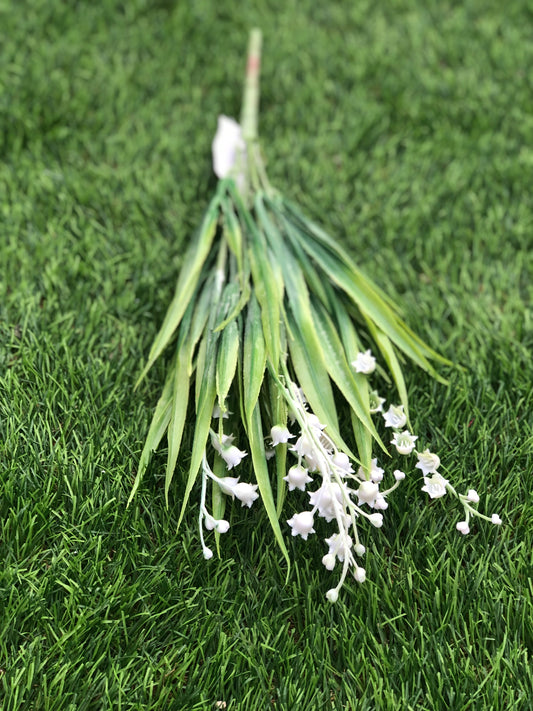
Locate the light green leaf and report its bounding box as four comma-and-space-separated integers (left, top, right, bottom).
286, 310, 355, 457
280, 197, 404, 317
177, 347, 217, 530
296, 236, 450, 379
128, 371, 174, 506
212, 453, 227, 556
246, 402, 290, 569
187, 273, 217, 376
216, 316, 240, 408
365, 317, 410, 419
310, 297, 385, 454
135, 196, 220, 388
165, 347, 190, 506
242, 294, 267, 421
269, 373, 289, 516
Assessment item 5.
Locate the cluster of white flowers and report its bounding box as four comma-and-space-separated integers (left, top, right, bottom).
275, 351, 502, 601
272, 377, 407, 603
197, 349, 502, 600
197, 424, 259, 560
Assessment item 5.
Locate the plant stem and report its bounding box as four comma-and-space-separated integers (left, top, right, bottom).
240, 28, 262, 143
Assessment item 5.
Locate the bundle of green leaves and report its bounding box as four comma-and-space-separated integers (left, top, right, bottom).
130, 30, 501, 601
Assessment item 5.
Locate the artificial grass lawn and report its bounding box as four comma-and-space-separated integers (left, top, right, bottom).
1, 0, 532, 709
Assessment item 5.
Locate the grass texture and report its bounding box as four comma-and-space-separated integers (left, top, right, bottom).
1, 0, 532, 709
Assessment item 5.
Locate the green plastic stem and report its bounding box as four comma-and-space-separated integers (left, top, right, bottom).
240, 29, 262, 143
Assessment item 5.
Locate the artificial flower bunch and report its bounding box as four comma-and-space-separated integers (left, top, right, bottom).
130, 30, 501, 600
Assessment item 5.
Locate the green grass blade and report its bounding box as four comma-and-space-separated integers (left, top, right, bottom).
135, 196, 220, 388
128, 371, 174, 505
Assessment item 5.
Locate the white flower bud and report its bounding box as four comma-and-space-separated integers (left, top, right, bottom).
391, 430, 418, 455
421, 473, 449, 499
354, 543, 366, 556
491, 514, 502, 525
353, 566, 366, 583
369, 390, 386, 414
383, 405, 407, 429
322, 553, 336, 571
368, 513, 384, 528
232, 482, 259, 507
270, 425, 294, 446
221, 445, 248, 470
283, 464, 312, 492
326, 588, 339, 603
215, 519, 230, 534
212, 115, 245, 180
204, 514, 217, 531
287, 511, 315, 540
394, 469, 406, 481
203, 547, 213, 560
331, 452, 354, 476
373, 495, 388, 510
356, 480, 379, 506
456, 521, 470, 535
351, 349, 376, 374
466, 489, 480, 503
415, 449, 441, 475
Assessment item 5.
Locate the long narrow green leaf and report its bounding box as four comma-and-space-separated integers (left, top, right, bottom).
310, 297, 385, 453
324, 289, 375, 473
128, 371, 174, 505
269, 373, 289, 516
242, 294, 267, 420
280, 197, 404, 317
216, 316, 240, 408
221, 199, 244, 277
229, 186, 283, 367
248, 234, 283, 367
286, 310, 355, 457
365, 317, 410, 418
246, 402, 290, 569
165, 348, 190, 506
295, 235, 450, 378
212, 453, 227, 556
187, 273, 217, 375
177, 353, 217, 530
135, 196, 220, 388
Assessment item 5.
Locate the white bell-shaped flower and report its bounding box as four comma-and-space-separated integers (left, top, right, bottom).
415, 449, 441, 475
220, 445, 248, 470
383, 404, 407, 429
421, 473, 449, 499
287, 511, 315, 540
351, 349, 376, 374
283, 464, 313, 492
270, 425, 294, 446
391, 430, 418, 455
232, 482, 259, 507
